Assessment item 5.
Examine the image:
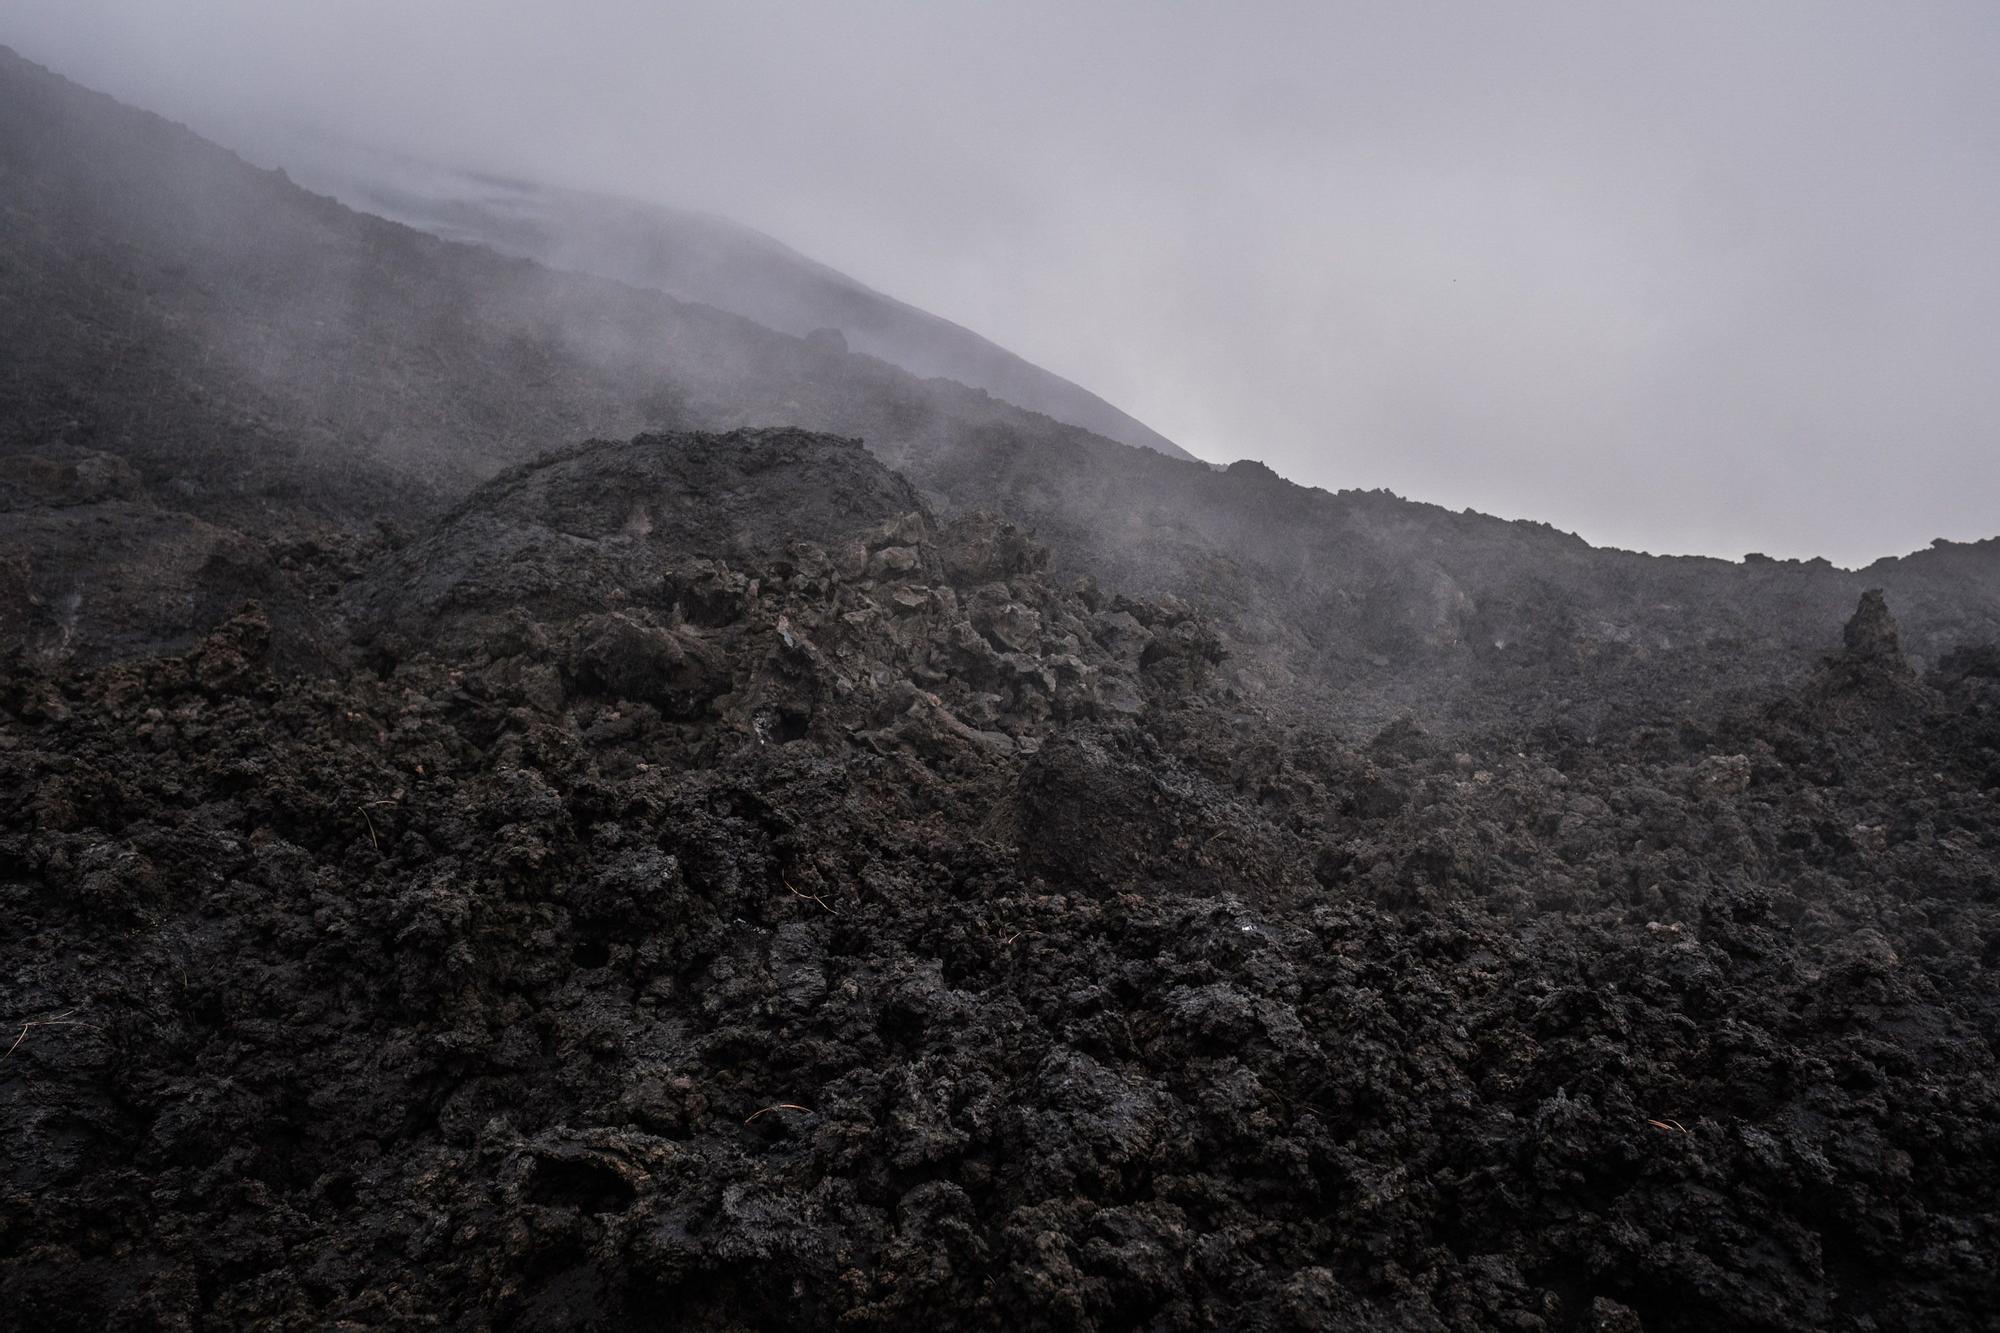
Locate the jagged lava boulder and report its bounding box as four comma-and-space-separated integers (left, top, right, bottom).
354, 428, 1207, 757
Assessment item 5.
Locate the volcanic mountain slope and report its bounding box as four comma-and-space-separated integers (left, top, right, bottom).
0, 40, 1172, 679
247, 133, 1194, 461
4, 431, 1998, 1330
0, 45, 1125, 525
5, 40, 2000, 742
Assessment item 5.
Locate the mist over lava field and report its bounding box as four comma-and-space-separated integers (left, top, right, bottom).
3, 11, 2000, 1331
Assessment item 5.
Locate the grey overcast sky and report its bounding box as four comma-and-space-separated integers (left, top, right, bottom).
7, 1, 1999, 564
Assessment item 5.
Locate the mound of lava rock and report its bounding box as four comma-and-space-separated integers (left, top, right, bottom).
3, 431, 1997, 1330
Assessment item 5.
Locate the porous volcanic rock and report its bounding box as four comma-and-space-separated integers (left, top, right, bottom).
4, 438, 1998, 1331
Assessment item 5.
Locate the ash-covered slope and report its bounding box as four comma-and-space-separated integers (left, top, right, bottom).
4, 432, 1998, 1330
251, 136, 1194, 461
0, 46, 1121, 525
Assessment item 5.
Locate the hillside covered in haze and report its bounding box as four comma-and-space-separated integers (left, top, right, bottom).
0, 46, 1141, 522
4, 44, 2000, 1333
5, 41, 1998, 733
249, 134, 1194, 462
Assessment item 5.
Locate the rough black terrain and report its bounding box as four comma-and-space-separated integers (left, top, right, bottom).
5, 432, 1999, 1331
895, 426, 2000, 732
5, 45, 2000, 1333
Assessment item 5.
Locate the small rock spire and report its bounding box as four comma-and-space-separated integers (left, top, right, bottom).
1840, 588, 1910, 672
